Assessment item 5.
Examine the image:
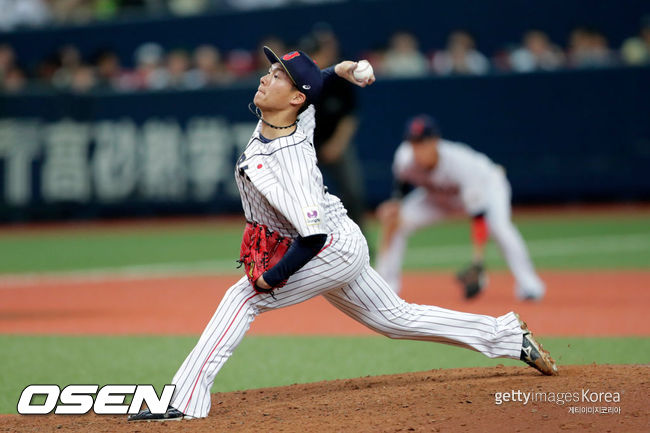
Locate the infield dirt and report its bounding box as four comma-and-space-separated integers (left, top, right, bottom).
2, 268, 649, 431
2, 270, 648, 336
1, 364, 647, 432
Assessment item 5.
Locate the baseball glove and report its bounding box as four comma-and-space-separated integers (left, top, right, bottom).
456, 262, 487, 299
238, 222, 292, 294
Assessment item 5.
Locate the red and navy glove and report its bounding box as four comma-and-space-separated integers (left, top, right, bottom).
238, 222, 292, 294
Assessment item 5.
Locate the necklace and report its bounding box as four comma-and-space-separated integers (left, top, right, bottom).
248, 103, 297, 129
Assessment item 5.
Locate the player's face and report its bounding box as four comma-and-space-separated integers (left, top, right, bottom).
411, 137, 438, 169
254, 63, 303, 111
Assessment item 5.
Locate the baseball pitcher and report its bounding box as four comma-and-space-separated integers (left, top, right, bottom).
128, 48, 556, 422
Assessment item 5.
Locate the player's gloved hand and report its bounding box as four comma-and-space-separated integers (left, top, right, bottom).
456, 261, 487, 299
238, 222, 292, 295
254, 275, 272, 291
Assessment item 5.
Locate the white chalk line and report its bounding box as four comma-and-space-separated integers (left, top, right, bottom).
405, 233, 650, 265
0, 259, 240, 288
1, 232, 648, 288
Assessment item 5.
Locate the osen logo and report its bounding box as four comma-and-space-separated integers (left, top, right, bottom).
17, 384, 175, 415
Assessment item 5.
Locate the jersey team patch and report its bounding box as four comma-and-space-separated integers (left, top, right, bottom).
303, 206, 321, 226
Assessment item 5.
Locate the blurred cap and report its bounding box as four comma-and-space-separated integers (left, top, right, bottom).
404, 114, 441, 141
264, 46, 323, 104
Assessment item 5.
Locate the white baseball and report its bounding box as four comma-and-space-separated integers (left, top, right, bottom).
353, 60, 373, 82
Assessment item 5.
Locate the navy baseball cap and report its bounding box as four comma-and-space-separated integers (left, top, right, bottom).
404, 114, 441, 142
264, 46, 323, 104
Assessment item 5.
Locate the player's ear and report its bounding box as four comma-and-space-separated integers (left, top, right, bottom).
290, 90, 306, 109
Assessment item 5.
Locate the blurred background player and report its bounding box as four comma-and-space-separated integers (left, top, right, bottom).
301, 25, 368, 233
375, 114, 545, 301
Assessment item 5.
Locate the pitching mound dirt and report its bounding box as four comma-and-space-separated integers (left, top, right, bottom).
1, 364, 647, 433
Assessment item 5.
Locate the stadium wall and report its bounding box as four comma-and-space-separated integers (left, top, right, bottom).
1, 67, 649, 222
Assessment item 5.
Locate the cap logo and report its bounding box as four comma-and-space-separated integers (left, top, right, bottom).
282, 52, 300, 61
302, 84, 311, 90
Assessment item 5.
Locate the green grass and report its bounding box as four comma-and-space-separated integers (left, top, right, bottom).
0, 212, 648, 274
1, 211, 648, 415
1, 335, 648, 414
401, 215, 650, 270
0, 225, 243, 274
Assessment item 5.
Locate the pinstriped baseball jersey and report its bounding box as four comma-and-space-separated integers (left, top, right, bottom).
236, 106, 349, 238
393, 139, 500, 215
297, 104, 317, 142
165, 100, 527, 420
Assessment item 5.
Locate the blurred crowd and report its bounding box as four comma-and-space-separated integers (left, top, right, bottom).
1, 14, 649, 93
0, 0, 340, 30
375, 21, 650, 77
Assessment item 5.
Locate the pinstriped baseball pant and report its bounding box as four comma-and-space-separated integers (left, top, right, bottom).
170, 223, 524, 418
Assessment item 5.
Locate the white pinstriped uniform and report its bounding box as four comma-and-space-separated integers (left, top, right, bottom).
169, 107, 524, 419
376, 139, 545, 298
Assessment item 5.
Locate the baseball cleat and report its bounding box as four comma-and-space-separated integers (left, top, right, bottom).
127, 406, 193, 422
515, 313, 558, 376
